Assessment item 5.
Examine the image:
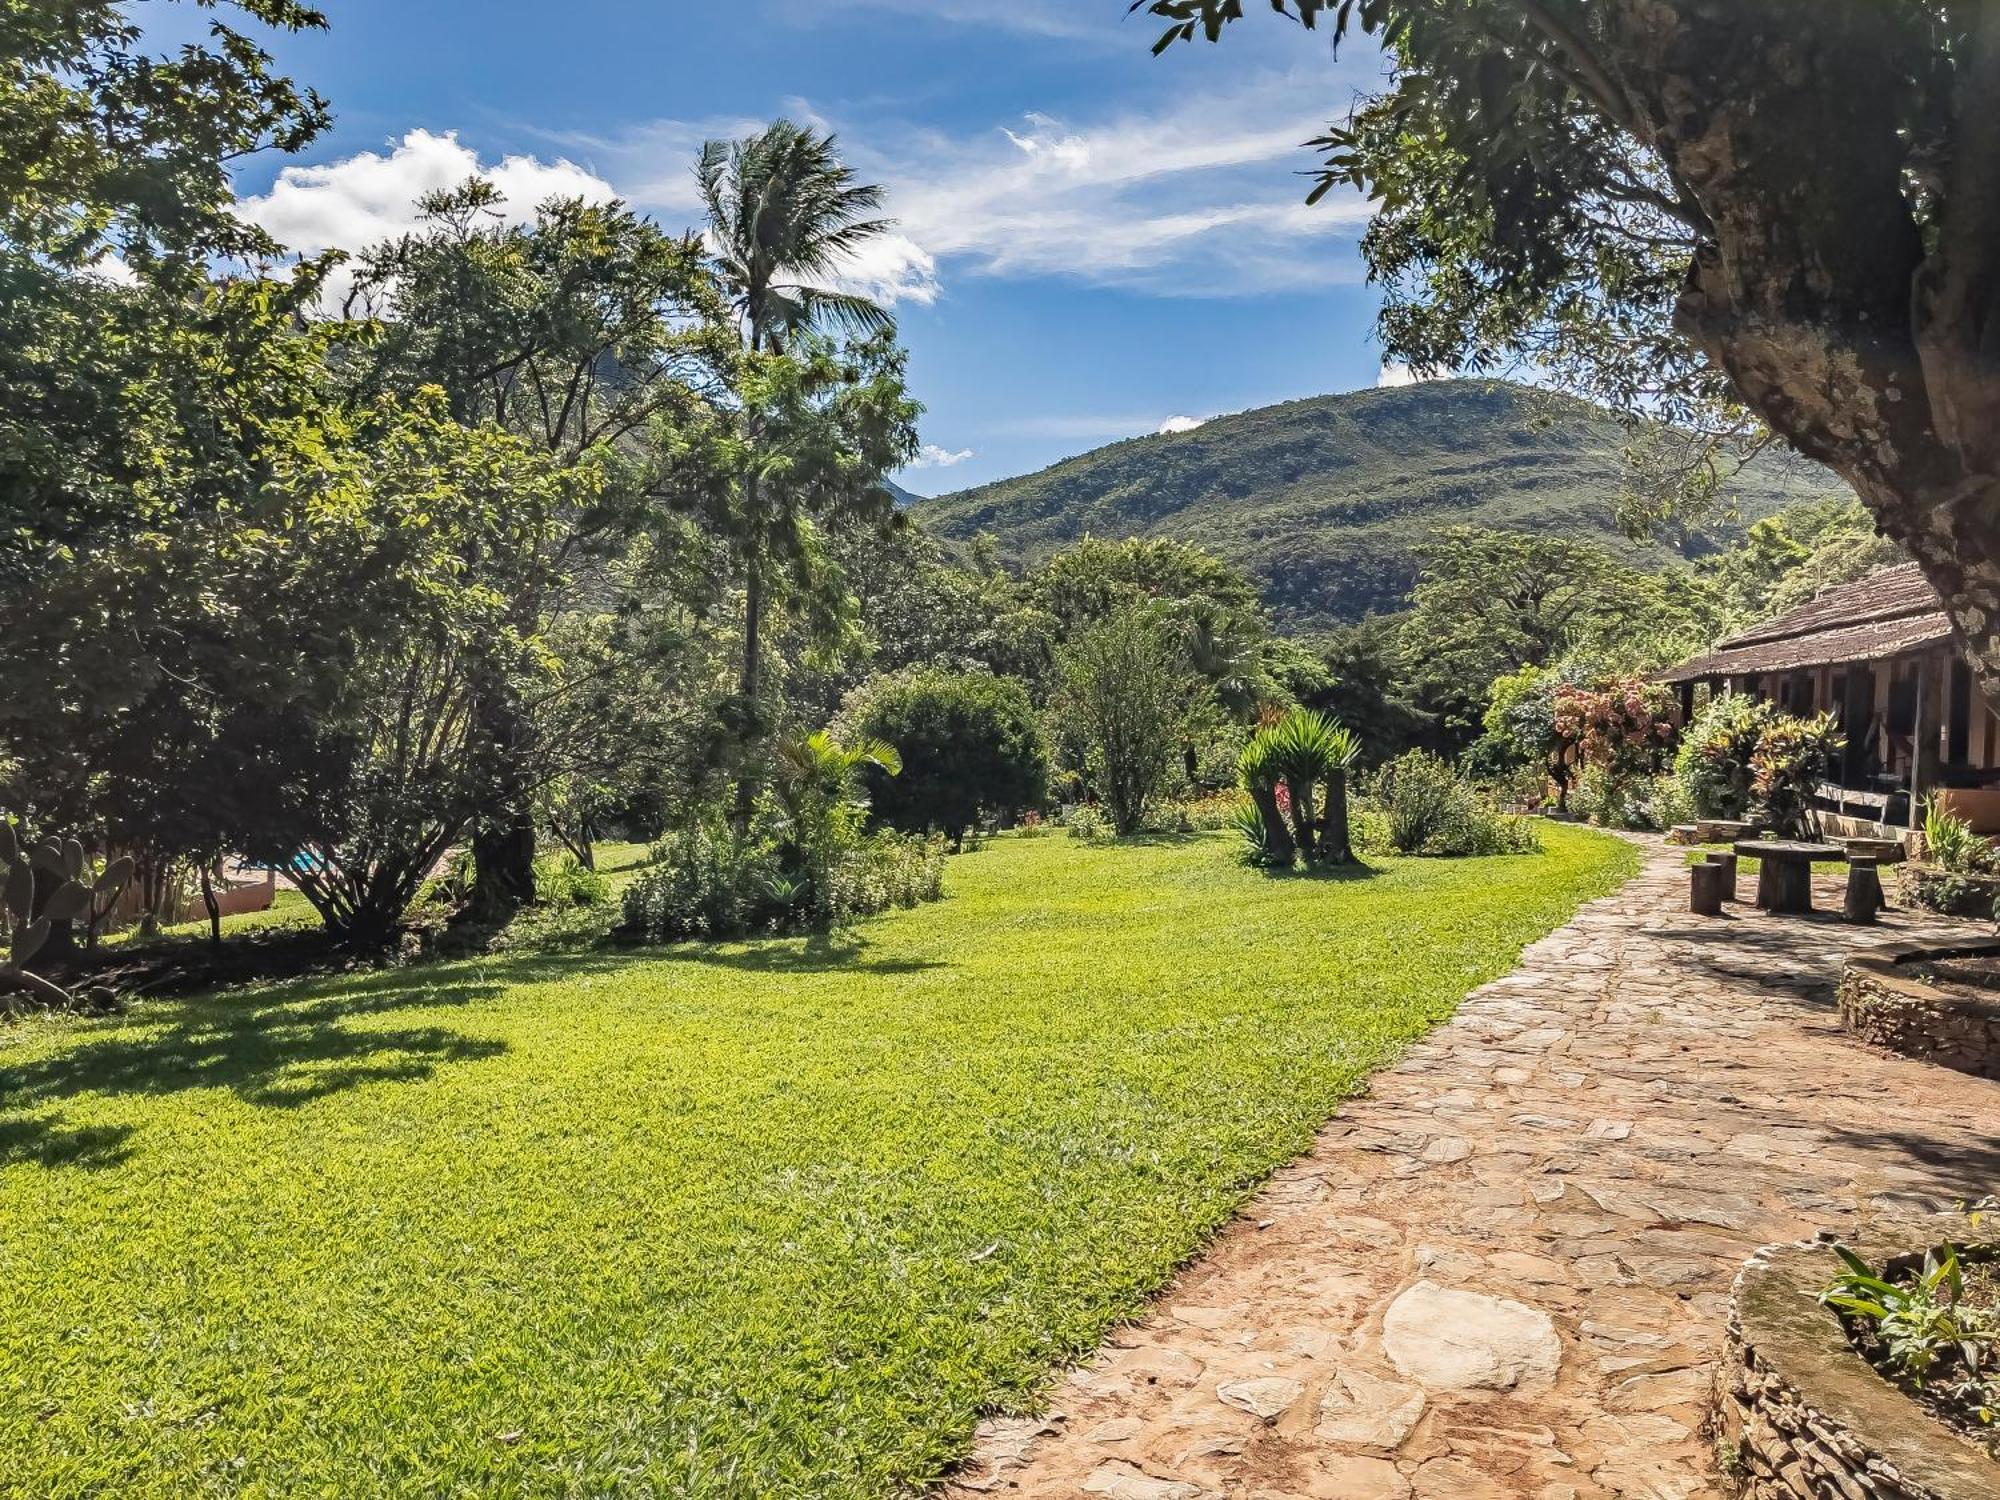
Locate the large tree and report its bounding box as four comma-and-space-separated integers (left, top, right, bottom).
339, 183, 729, 914
1129, 0, 2000, 709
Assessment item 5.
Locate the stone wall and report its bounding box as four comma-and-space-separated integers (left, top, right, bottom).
1715, 1225, 2000, 1500
1838, 939, 2000, 1080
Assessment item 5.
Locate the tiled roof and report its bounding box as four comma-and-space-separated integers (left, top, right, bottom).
1659, 563, 1954, 683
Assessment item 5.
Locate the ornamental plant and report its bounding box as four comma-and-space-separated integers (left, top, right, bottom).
1236, 708, 1361, 867
1673, 693, 1780, 820
1749, 714, 1845, 838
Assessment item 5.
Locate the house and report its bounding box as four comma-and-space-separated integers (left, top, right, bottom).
1660, 563, 2000, 837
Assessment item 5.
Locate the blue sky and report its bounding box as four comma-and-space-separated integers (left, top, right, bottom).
175, 0, 1398, 492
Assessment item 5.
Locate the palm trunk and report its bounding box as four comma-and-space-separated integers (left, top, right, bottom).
1319, 769, 1354, 866
1250, 783, 1295, 865
732, 550, 766, 836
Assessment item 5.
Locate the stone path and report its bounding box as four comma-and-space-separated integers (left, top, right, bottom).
948, 837, 2000, 1500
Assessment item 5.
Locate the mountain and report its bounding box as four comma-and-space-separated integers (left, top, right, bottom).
910, 379, 1841, 630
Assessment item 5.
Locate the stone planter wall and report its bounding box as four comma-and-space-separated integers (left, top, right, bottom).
1716, 1221, 2000, 1500
1894, 862, 2000, 919
1839, 939, 2000, 1081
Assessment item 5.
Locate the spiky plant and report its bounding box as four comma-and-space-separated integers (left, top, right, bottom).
0, 822, 132, 1010
1236, 733, 1296, 866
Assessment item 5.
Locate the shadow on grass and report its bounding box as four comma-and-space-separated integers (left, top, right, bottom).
660, 932, 950, 977
1256, 860, 1383, 884
0, 1116, 135, 1171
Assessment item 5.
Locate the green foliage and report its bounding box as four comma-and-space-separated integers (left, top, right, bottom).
1821, 1243, 1997, 1405
1054, 604, 1192, 834
1749, 714, 1845, 839
1238, 707, 1362, 866
1062, 804, 1112, 843
1923, 798, 1998, 878
535, 856, 613, 911
0, 824, 131, 1007
913, 381, 1826, 630
696, 119, 895, 350
1674, 693, 1780, 821
623, 731, 945, 944
838, 667, 1048, 847
0, 826, 1634, 1495
1370, 752, 1541, 857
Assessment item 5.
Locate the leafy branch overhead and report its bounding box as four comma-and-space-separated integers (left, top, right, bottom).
1132, 0, 2000, 718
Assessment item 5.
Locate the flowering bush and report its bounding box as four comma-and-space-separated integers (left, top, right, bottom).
1552, 676, 1676, 826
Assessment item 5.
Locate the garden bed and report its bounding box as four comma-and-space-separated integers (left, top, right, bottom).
1840, 938, 2000, 1080
1717, 1216, 2000, 1500
1896, 862, 2000, 919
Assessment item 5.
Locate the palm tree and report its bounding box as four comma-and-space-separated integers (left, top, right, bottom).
696, 120, 896, 354
1240, 709, 1363, 867
696, 121, 900, 828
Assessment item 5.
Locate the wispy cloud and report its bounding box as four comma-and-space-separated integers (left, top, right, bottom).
239, 53, 1385, 310
578, 60, 1382, 299
801, 0, 1118, 41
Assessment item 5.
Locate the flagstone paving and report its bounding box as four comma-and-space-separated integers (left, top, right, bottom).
947, 836, 2000, 1500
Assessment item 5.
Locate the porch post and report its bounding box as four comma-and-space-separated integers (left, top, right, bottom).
1911, 653, 1933, 830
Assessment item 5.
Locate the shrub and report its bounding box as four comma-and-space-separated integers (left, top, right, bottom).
839, 668, 1048, 849
536, 855, 611, 909
1370, 751, 1541, 856
1750, 713, 1844, 837
1151, 790, 1244, 833
1054, 604, 1190, 834
1647, 773, 1696, 833
620, 815, 948, 944
623, 818, 787, 942
1062, 804, 1110, 842
1673, 692, 1778, 820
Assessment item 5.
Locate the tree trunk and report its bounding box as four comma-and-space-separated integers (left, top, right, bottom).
1319, 769, 1354, 866
469, 688, 537, 920
199, 863, 221, 951
1249, 782, 1295, 865
731, 555, 766, 836
1285, 777, 1317, 861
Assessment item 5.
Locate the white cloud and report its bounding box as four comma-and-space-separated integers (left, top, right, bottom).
1377, 361, 1421, 387
909, 443, 975, 469
238, 129, 616, 260
831, 232, 941, 308
1157, 414, 1208, 434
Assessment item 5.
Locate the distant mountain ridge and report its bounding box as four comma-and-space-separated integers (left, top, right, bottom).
910, 379, 1839, 630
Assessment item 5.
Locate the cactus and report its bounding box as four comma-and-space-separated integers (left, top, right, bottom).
0, 822, 132, 1009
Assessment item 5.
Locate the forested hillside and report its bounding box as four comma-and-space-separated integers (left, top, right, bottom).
913, 380, 1839, 629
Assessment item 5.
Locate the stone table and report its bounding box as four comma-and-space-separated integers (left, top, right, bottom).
1735, 838, 1843, 915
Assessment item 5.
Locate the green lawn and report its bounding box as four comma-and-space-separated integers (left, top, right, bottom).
0, 826, 1634, 1498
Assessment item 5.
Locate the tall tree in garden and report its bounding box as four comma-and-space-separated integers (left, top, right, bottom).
341, 185, 731, 915
0, 2, 332, 947
696, 122, 903, 823
1121, 0, 2000, 712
